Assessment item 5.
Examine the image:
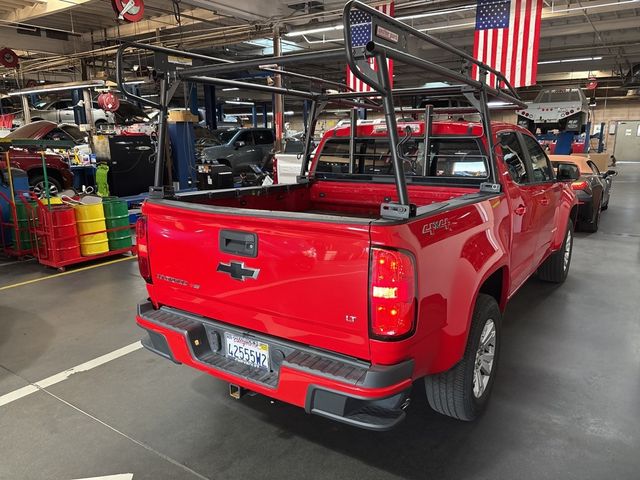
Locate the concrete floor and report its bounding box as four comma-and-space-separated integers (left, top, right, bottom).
1, 164, 639, 480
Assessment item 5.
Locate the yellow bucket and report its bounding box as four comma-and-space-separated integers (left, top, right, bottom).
74, 203, 109, 256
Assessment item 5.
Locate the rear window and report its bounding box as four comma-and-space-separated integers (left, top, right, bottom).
315, 137, 487, 179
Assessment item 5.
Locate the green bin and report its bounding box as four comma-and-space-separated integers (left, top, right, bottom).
11, 201, 35, 250
102, 198, 132, 251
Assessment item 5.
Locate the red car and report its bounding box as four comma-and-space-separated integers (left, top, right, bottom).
0, 121, 76, 195
134, 119, 579, 430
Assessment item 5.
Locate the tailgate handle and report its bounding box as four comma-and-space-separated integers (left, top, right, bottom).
219, 230, 257, 257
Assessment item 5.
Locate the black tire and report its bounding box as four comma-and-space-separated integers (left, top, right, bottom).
424, 294, 501, 421
538, 219, 574, 283
29, 174, 62, 197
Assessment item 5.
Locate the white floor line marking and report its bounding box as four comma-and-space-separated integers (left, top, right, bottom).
0, 341, 143, 407
72, 475, 133, 480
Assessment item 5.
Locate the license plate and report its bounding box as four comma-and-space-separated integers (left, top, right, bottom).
225, 333, 269, 370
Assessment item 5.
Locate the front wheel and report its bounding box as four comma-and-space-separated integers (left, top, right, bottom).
30, 175, 62, 198
538, 219, 574, 282
424, 294, 501, 421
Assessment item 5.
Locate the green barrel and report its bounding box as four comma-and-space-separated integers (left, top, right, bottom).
102, 198, 132, 250
11, 201, 35, 250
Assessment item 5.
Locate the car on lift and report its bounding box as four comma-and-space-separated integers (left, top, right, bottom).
13, 99, 149, 128
517, 87, 590, 133
0, 121, 75, 195
200, 128, 275, 175
550, 154, 617, 232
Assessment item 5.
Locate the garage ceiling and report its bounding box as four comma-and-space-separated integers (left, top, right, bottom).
0, 0, 639, 103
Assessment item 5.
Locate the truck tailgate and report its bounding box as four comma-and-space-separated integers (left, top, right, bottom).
143, 201, 372, 360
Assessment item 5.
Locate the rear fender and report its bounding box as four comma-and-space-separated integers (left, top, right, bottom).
551, 188, 578, 250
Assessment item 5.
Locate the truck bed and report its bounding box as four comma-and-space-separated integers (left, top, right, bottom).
172, 180, 474, 220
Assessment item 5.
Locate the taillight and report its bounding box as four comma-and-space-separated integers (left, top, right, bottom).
370, 248, 416, 339
135, 216, 152, 283
571, 180, 588, 191
272, 154, 278, 184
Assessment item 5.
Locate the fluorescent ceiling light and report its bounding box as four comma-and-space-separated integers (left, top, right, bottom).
538, 56, 603, 65
9, 80, 106, 96
286, 25, 343, 37
244, 39, 302, 54
419, 22, 474, 32
123, 79, 146, 85
225, 100, 254, 105
222, 87, 240, 91
398, 4, 475, 21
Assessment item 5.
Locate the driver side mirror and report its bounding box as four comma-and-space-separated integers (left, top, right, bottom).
234, 140, 246, 149
556, 162, 580, 182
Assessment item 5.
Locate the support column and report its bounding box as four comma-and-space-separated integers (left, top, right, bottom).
273, 26, 284, 152
203, 85, 217, 130
21, 95, 31, 124
72, 89, 87, 125
302, 100, 310, 130
189, 82, 199, 116
262, 104, 268, 128
252, 105, 257, 127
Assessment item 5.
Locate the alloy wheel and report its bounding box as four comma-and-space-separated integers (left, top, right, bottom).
564, 229, 572, 271
473, 319, 496, 398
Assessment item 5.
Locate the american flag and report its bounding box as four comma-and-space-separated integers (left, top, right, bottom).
471, 0, 543, 89
346, 2, 394, 93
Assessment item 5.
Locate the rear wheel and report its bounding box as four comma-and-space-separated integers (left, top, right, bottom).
424, 294, 501, 421
538, 219, 574, 282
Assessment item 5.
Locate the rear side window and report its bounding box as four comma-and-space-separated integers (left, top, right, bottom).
254, 130, 274, 144
236, 130, 253, 145
427, 139, 487, 177
498, 132, 529, 184
522, 135, 553, 182
316, 137, 487, 179
316, 139, 351, 173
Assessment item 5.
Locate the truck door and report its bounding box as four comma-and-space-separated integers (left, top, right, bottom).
498, 131, 540, 291
520, 134, 561, 263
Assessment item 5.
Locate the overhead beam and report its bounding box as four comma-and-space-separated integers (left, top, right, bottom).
179, 0, 281, 21
0, 28, 89, 55
1, 0, 95, 23
83, 8, 226, 42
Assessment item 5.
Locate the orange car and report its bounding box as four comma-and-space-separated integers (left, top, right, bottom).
550, 154, 617, 232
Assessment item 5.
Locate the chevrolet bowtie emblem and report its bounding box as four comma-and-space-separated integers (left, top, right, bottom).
217, 261, 260, 281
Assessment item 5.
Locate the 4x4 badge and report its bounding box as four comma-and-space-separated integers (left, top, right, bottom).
217, 261, 260, 281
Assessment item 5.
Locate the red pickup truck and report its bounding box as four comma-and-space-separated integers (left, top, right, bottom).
128, 0, 580, 430
135, 119, 578, 429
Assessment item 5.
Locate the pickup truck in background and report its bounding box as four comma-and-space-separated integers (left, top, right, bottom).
135, 119, 579, 430
200, 128, 275, 175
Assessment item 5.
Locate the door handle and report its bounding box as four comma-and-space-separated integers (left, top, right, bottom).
539, 196, 550, 206
514, 204, 527, 216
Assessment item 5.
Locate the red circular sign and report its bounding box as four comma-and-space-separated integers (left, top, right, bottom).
0, 48, 19, 68
111, 0, 145, 22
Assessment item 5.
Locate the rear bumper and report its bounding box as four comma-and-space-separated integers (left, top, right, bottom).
136, 301, 413, 430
